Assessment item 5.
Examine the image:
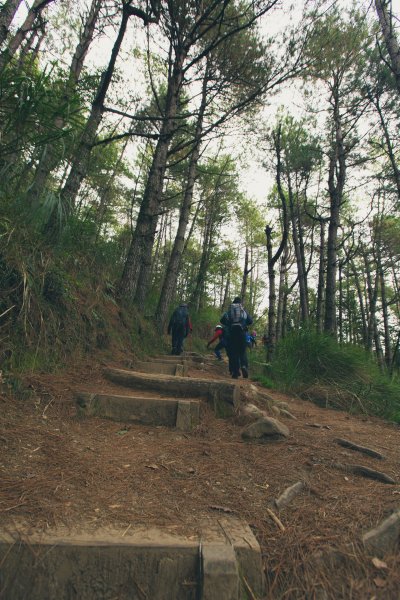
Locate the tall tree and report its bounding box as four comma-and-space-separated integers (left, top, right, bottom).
0, 0, 23, 47
0, 0, 55, 72
375, 0, 400, 95
305, 10, 369, 334
118, 0, 282, 306
28, 0, 104, 211
56, 1, 160, 225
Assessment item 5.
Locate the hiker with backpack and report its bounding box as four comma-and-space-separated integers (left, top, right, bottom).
206, 325, 227, 360
167, 303, 192, 355
220, 296, 253, 379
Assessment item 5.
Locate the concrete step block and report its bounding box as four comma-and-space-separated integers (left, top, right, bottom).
201, 543, 239, 599
132, 360, 188, 377
103, 368, 239, 416
0, 519, 265, 600
176, 400, 200, 431
75, 392, 200, 430
0, 528, 199, 600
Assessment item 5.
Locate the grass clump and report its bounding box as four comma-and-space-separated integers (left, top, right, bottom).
269, 329, 400, 422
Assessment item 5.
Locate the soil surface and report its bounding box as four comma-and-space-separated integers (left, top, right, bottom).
1, 353, 399, 599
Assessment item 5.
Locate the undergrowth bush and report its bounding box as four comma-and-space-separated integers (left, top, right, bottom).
269, 329, 400, 422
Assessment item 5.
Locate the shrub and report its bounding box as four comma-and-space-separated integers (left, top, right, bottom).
269, 329, 400, 422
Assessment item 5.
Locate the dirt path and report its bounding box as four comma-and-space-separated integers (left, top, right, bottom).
1, 356, 399, 598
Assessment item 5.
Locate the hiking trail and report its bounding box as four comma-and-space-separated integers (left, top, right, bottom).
0, 352, 399, 598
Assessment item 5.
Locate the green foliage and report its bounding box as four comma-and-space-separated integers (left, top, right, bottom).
190, 305, 222, 341
0, 62, 82, 170
269, 329, 400, 422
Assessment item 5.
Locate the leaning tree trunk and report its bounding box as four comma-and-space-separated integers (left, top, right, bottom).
0, 0, 23, 47
56, 6, 130, 224
29, 0, 103, 210
154, 60, 209, 327
371, 91, 400, 200
375, 0, 400, 95
119, 44, 187, 303
0, 0, 54, 72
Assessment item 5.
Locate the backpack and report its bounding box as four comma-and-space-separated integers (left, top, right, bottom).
174, 305, 188, 328
229, 303, 244, 325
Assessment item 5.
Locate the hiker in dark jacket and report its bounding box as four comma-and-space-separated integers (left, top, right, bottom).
167, 303, 192, 355
220, 296, 253, 379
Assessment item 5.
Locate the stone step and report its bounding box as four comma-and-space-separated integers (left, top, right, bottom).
0, 519, 265, 600
153, 354, 207, 364
75, 392, 199, 431
103, 368, 239, 417
132, 360, 188, 377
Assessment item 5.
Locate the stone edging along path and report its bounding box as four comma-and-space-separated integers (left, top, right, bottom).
0, 518, 265, 600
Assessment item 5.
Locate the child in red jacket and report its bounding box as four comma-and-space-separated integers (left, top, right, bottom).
206, 325, 227, 360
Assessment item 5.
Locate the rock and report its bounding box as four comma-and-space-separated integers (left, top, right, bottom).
242, 403, 266, 420
279, 408, 297, 420
275, 401, 290, 410
241, 417, 289, 442
271, 405, 281, 416
362, 510, 400, 557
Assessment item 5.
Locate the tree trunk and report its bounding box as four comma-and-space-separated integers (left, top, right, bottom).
377, 250, 392, 367
134, 212, 160, 309
338, 261, 343, 344
240, 245, 249, 302
222, 273, 230, 312
0, 0, 23, 47
266, 124, 289, 360
364, 252, 379, 353
316, 220, 325, 333
350, 259, 368, 346
119, 45, 187, 303
154, 60, 208, 328
56, 6, 129, 223
28, 0, 103, 209
265, 225, 278, 362
371, 91, 400, 200
276, 244, 288, 343
190, 212, 213, 312
324, 83, 346, 335
287, 177, 308, 322
0, 0, 54, 71
375, 0, 400, 95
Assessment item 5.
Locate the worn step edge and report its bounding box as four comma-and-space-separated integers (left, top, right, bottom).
132, 360, 188, 377
75, 392, 200, 430
0, 520, 265, 600
103, 368, 239, 416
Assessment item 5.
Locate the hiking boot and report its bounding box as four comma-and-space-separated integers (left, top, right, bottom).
242, 366, 248, 378
232, 373, 239, 379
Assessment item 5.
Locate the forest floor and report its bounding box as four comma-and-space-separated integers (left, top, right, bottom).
1, 350, 400, 599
